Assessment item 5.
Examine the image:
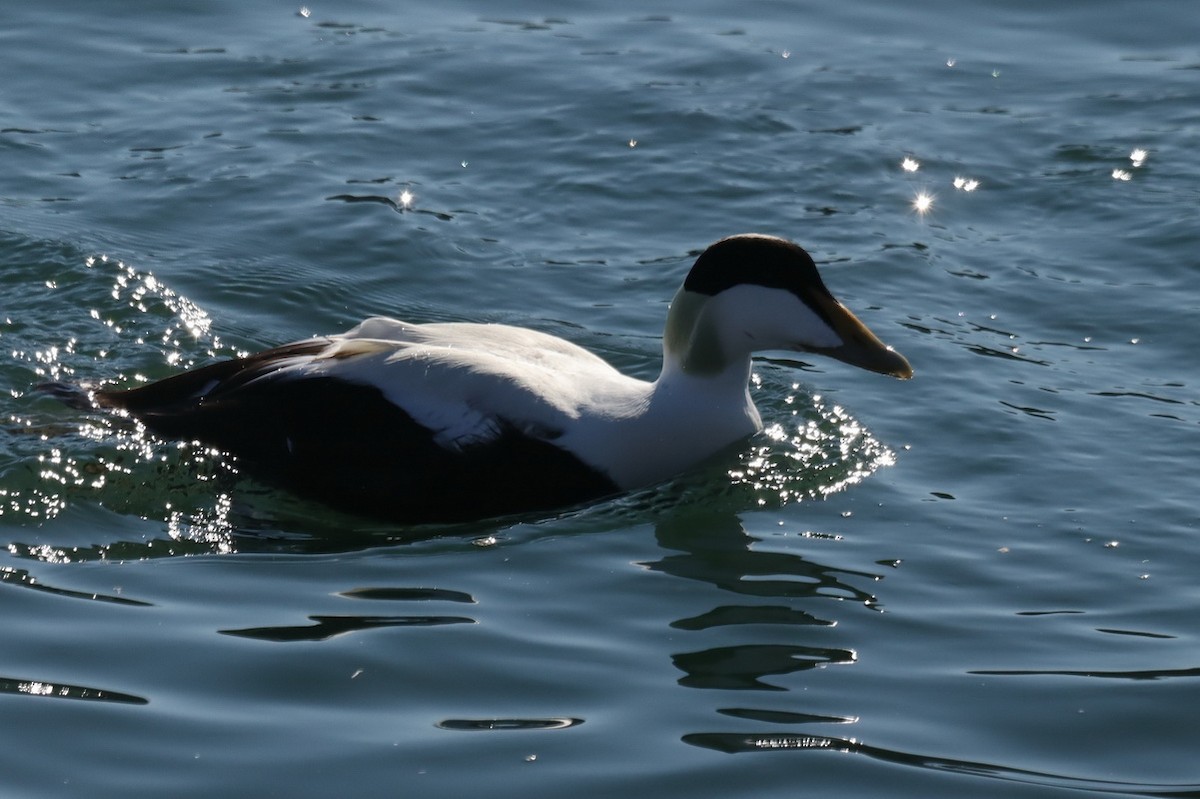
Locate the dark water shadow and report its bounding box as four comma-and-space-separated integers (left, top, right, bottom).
437, 717, 583, 732
672, 644, 856, 691
0, 564, 152, 607
326, 193, 455, 221
0, 674, 148, 706
220, 583, 479, 643
684, 732, 1200, 796
221, 613, 474, 642
969, 666, 1200, 681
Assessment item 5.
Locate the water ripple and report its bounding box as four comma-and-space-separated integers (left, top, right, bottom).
220, 613, 475, 642
0, 565, 151, 606
437, 717, 584, 732
673, 644, 856, 691
969, 666, 1200, 681
683, 732, 1200, 795
0, 674, 147, 705
339, 586, 476, 603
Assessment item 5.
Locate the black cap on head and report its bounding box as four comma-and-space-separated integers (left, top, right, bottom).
683, 234, 833, 301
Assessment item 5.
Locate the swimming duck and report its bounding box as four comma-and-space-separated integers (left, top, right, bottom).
91, 234, 911, 522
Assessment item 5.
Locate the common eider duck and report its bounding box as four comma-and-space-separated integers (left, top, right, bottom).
90, 234, 912, 522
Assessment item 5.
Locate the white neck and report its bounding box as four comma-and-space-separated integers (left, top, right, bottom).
562, 287, 769, 490
652, 349, 762, 439
655, 284, 766, 442
595, 324, 762, 489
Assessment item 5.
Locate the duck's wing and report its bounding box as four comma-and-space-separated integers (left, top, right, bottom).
93, 338, 336, 417
93, 330, 622, 521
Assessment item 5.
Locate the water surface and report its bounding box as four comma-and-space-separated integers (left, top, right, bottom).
3, 1, 1199, 796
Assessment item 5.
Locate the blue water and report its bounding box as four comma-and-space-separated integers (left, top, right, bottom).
3, 1, 1199, 796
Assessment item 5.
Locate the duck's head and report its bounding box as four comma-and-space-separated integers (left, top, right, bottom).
663, 234, 913, 379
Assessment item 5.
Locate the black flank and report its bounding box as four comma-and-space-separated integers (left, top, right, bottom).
95, 363, 618, 523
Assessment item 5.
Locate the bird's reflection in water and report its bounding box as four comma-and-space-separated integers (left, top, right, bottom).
647, 511, 880, 693
644, 510, 877, 726
649, 512, 879, 609
651, 513, 1200, 796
